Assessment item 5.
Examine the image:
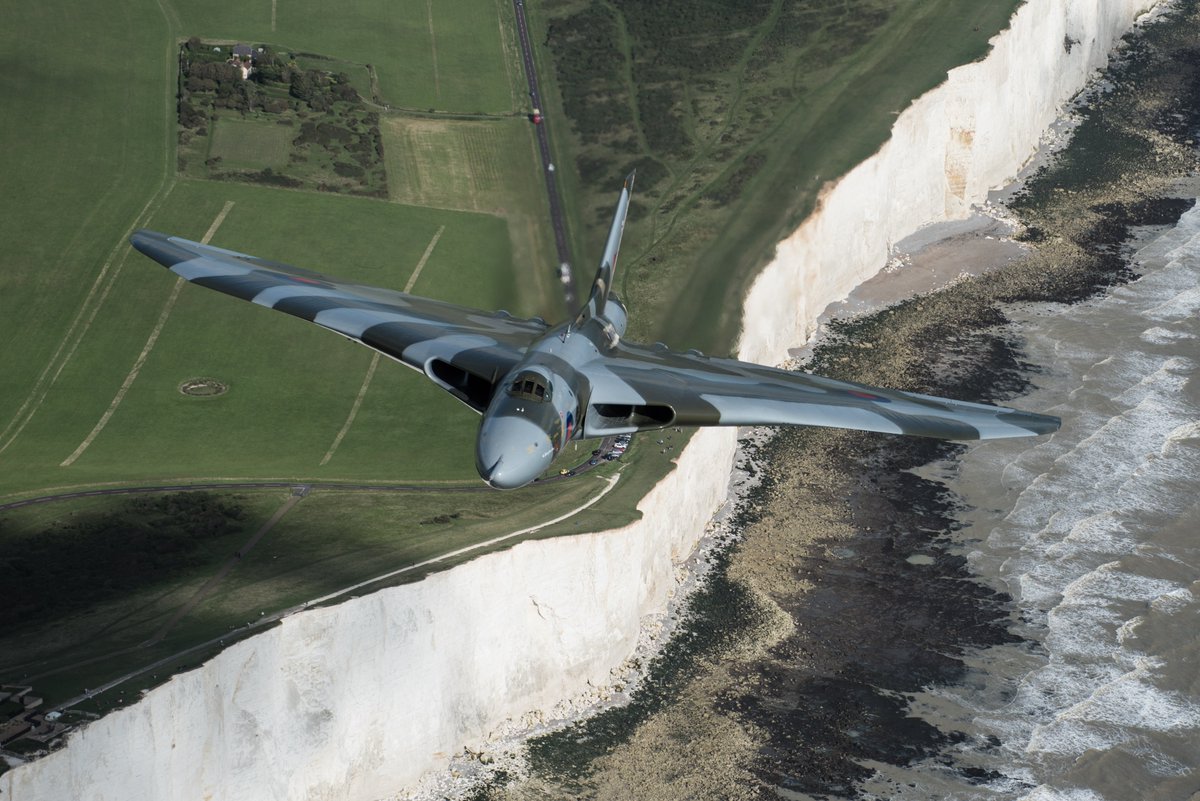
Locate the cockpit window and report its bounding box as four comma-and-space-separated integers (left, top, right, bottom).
507, 371, 551, 403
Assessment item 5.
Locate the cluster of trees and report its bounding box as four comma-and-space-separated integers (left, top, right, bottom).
286, 69, 360, 112
292, 114, 385, 188
178, 39, 363, 126
0, 493, 248, 630
176, 38, 386, 196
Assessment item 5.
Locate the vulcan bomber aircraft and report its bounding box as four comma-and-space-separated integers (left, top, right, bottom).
130, 173, 1060, 489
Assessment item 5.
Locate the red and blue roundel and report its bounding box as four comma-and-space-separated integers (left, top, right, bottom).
564, 410, 576, 439
846, 389, 890, 402
279, 273, 331, 287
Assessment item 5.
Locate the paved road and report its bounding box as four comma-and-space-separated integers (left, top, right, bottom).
510, 0, 579, 307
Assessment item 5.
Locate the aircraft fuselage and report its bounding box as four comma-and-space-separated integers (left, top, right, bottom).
474, 316, 615, 489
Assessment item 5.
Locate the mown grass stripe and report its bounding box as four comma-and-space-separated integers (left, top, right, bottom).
60, 202, 235, 468
320, 224, 446, 467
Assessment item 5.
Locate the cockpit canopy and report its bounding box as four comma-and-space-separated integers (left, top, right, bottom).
506, 370, 552, 403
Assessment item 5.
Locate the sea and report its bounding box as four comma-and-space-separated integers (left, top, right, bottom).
859, 201, 1200, 800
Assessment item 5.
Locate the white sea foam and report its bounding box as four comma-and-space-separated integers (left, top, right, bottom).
1019, 785, 1108, 801
1148, 587, 1194, 614
1140, 326, 1196, 344
915, 201, 1200, 800
1145, 286, 1200, 320
1126, 738, 1196, 777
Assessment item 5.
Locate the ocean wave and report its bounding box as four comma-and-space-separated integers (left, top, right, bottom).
927, 203, 1200, 798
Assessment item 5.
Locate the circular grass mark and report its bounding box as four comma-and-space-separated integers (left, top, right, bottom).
179, 378, 229, 397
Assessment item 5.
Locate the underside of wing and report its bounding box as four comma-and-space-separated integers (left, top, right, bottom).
130, 231, 546, 413
582, 342, 1061, 440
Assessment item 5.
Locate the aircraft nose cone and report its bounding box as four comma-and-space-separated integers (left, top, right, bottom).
476, 416, 553, 489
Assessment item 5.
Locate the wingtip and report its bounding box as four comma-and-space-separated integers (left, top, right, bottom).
128, 229, 190, 268
999, 409, 1062, 436
129, 228, 158, 246
624, 170, 636, 191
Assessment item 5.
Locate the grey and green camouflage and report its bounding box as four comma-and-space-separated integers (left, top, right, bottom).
131, 172, 1060, 489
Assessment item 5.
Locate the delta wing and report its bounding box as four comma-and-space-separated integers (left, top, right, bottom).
130, 231, 546, 412
582, 341, 1061, 439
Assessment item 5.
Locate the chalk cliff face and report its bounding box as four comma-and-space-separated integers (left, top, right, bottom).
2, 1, 1154, 798
740, 0, 1153, 362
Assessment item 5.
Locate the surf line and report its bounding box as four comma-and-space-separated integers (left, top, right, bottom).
319, 225, 445, 466
60, 201, 236, 468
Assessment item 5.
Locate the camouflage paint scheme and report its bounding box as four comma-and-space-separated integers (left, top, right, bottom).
131, 173, 1060, 489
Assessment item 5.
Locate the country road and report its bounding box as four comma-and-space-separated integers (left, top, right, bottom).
510, 0, 578, 307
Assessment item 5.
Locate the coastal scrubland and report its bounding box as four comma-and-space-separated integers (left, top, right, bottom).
528, 0, 1021, 352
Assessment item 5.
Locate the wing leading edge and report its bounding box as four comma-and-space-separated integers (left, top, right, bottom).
582, 341, 1061, 440
129, 230, 546, 412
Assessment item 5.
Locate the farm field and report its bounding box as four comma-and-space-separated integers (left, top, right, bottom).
382, 115, 554, 296
0, 2, 173, 455
169, 0, 523, 112
0, 179, 532, 497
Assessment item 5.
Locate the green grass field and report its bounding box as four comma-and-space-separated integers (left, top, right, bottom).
0, 476, 607, 708
209, 117, 293, 168
383, 115, 555, 298
0, 2, 174, 460
0, 0, 575, 715
0, 180, 535, 497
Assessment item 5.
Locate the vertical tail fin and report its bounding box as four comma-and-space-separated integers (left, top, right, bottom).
579, 171, 634, 322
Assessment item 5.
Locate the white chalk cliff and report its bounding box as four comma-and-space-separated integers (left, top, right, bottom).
2, 1, 1156, 798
